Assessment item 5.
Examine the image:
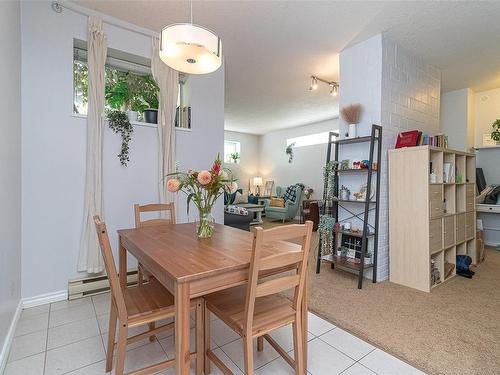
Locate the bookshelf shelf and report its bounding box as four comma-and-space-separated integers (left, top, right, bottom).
389, 146, 476, 292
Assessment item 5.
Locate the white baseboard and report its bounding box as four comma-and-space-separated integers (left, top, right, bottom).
22, 290, 68, 309
0, 300, 22, 374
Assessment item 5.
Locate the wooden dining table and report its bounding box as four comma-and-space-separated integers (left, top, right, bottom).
117, 222, 308, 375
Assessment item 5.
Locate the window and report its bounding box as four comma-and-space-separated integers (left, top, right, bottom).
286, 132, 336, 148
224, 141, 241, 163
73, 39, 159, 119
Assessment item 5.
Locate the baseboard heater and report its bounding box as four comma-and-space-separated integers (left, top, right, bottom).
68, 269, 138, 300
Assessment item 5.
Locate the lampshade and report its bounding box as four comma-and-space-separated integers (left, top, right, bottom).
253, 176, 263, 186
160, 23, 222, 75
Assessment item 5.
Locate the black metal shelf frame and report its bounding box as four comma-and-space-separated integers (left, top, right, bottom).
316, 124, 383, 289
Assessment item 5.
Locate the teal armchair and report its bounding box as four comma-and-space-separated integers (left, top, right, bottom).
265, 185, 304, 222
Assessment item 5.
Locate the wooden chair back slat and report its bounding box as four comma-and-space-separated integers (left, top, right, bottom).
259, 251, 304, 271
243, 221, 313, 332
258, 224, 308, 243
134, 203, 176, 228
255, 275, 300, 298
93, 216, 128, 321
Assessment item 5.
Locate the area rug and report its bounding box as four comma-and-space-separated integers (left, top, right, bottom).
307, 244, 500, 375
261, 219, 500, 375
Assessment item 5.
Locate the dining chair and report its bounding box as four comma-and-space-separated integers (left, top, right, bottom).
134, 203, 176, 287
203, 221, 313, 375
94, 216, 204, 375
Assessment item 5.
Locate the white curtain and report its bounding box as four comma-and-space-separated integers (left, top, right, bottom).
78, 17, 107, 273
151, 37, 179, 204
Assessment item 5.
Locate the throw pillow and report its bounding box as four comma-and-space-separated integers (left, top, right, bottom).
234, 191, 249, 205
224, 188, 243, 205
248, 194, 259, 204
270, 197, 285, 207
283, 185, 297, 203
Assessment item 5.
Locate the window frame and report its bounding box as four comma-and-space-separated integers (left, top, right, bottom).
224, 140, 241, 164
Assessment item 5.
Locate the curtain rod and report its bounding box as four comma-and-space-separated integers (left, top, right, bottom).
52, 1, 159, 39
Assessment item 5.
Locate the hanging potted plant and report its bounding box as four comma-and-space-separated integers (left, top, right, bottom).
106, 110, 133, 166
491, 119, 500, 145
286, 142, 295, 163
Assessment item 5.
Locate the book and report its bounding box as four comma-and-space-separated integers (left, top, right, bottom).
395, 130, 420, 148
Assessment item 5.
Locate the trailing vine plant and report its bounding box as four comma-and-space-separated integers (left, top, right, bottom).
286, 142, 295, 163
107, 110, 133, 166
491, 119, 500, 142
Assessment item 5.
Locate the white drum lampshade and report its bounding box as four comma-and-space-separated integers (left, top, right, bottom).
160, 23, 222, 75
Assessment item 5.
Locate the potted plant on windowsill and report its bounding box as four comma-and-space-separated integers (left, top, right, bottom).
491, 119, 500, 145
229, 152, 240, 164
139, 75, 160, 124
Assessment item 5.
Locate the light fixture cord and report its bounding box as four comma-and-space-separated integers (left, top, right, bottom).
190, 0, 193, 24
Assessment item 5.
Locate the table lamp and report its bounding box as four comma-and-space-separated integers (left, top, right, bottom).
253, 176, 263, 195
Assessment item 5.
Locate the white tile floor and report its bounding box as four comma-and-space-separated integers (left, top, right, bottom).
4, 293, 426, 375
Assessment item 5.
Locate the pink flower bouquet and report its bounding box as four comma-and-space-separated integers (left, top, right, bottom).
166, 154, 236, 238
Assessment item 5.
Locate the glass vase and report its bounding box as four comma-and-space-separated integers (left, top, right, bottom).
196, 209, 215, 238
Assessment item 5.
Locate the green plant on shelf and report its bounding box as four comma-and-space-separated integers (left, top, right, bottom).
491, 119, 500, 142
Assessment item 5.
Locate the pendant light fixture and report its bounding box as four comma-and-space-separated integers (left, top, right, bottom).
160, 0, 222, 74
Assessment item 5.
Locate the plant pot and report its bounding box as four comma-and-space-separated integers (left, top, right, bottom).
364, 256, 372, 265
144, 109, 158, 124
127, 110, 138, 122
348, 124, 357, 138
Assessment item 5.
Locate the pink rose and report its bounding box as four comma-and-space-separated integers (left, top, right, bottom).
166, 178, 181, 192
197, 170, 212, 185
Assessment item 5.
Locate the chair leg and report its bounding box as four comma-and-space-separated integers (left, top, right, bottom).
204, 301, 211, 374
148, 322, 156, 342
243, 335, 254, 375
292, 316, 305, 375
115, 324, 128, 375
195, 299, 204, 375
106, 302, 118, 372
257, 336, 264, 352
137, 265, 143, 287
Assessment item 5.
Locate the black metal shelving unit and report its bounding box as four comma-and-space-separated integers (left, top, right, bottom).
316, 124, 382, 289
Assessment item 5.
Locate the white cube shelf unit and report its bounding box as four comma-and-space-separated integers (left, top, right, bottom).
389, 146, 476, 292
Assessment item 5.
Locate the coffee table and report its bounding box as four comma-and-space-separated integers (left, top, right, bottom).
238, 203, 265, 225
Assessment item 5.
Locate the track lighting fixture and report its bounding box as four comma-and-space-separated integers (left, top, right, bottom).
330, 83, 339, 97
309, 75, 339, 97
310, 76, 318, 90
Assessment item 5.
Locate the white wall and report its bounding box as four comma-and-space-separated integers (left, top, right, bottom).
339, 34, 440, 281
475, 87, 500, 184
475, 87, 500, 148
0, 0, 22, 358
441, 88, 474, 151
21, 1, 224, 299
259, 119, 339, 199
223, 131, 261, 192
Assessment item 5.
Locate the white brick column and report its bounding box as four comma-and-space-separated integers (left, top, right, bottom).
339, 34, 441, 281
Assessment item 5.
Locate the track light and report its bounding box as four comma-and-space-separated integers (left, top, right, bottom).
330, 84, 338, 97
309, 75, 339, 97
310, 76, 318, 90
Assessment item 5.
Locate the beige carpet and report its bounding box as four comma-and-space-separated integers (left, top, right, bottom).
262, 219, 500, 375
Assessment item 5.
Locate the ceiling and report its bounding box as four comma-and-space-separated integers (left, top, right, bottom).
76, 1, 500, 134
